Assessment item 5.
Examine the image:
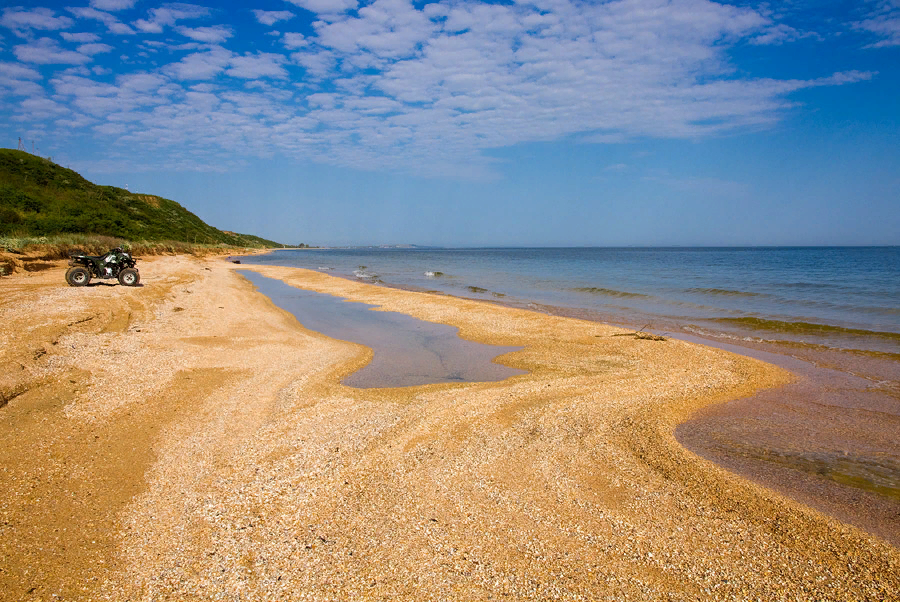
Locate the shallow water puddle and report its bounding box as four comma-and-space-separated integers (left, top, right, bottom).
240, 271, 526, 388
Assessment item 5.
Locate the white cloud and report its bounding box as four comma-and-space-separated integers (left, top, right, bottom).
68, 6, 136, 35
226, 53, 288, 79
55, 113, 97, 129
20, 96, 69, 119
49, 71, 170, 122
177, 25, 233, 44
133, 19, 163, 33
170, 42, 203, 51
90, 0, 138, 10
0, 0, 879, 178
52, 73, 118, 98
119, 72, 168, 91
78, 43, 114, 56
811, 70, 875, 86
291, 50, 335, 78
285, 0, 358, 16
0, 61, 42, 80
343, 95, 403, 115
61, 32, 102, 43
313, 0, 437, 58
134, 3, 210, 33
750, 23, 812, 46
107, 20, 136, 35
163, 48, 289, 81
94, 121, 128, 135
1, 7, 74, 36
165, 47, 233, 80
855, 2, 900, 47
0, 78, 44, 99
265, 0, 875, 175
253, 10, 295, 26
0, 61, 45, 100
14, 38, 91, 64
282, 32, 308, 49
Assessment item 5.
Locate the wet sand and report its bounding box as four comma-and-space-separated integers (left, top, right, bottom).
1, 256, 898, 601
673, 336, 900, 548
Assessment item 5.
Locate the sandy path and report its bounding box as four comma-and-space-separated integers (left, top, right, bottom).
1, 257, 898, 601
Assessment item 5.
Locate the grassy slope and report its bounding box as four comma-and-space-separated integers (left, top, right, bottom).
0, 149, 283, 247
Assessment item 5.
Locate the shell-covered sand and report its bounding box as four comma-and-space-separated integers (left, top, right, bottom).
1, 256, 897, 601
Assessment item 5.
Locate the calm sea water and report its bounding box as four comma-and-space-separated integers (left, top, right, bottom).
241, 247, 900, 354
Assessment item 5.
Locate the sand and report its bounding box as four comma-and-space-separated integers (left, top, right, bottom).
1, 256, 898, 601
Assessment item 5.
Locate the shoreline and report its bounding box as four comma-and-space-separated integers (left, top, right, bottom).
283, 257, 900, 547
235, 248, 900, 356
1, 256, 898, 600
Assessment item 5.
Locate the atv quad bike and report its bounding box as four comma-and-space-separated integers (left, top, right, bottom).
66, 247, 140, 287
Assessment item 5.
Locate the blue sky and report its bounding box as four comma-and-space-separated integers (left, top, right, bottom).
1, 0, 898, 246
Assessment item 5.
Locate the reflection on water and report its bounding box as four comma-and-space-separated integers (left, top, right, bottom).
240, 271, 526, 388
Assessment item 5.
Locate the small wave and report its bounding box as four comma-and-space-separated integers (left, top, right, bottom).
779, 282, 831, 289
685, 287, 761, 297
317, 266, 334, 271
849, 305, 900, 317
424, 271, 444, 278
684, 325, 900, 357
714, 317, 900, 341
353, 269, 378, 280
682, 325, 763, 343
467, 286, 488, 294
572, 287, 650, 299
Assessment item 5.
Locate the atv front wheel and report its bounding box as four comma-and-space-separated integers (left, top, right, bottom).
66, 266, 91, 287
118, 268, 140, 286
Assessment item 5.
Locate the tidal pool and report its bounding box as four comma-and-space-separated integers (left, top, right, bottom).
241, 271, 526, 388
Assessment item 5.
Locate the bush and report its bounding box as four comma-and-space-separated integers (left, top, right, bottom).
0, 208, 23, 233
0, 149, 284, 247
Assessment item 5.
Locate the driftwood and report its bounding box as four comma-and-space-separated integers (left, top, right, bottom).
610, 324, 667, 341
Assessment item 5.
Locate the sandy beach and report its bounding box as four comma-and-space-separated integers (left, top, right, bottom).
1, 255, 898, 601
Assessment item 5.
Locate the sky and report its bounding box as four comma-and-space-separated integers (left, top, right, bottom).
1, 0, 898, 247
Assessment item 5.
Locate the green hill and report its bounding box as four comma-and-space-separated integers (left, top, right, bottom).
0, 149, 283, 247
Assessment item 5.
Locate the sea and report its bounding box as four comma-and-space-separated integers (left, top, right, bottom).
240, 246, 900, 356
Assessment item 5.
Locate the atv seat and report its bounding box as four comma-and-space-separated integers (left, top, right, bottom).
75, 255, 106, 262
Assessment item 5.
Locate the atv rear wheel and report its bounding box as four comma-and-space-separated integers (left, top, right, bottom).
66, 266, 91, 287
118, 268, 140, 286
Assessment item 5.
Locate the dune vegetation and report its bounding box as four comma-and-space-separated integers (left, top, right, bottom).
0, 149, 293, 275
